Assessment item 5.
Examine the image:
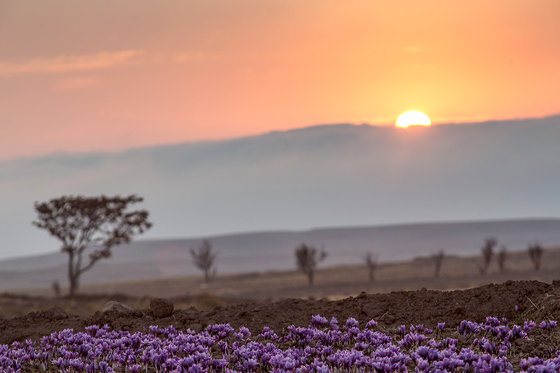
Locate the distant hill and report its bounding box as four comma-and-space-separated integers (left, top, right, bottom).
1, 114, 560, 260
1, 218, 560, 290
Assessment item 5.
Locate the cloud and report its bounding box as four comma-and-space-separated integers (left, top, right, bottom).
0, 50, 144, 76
54, 77, 98, 91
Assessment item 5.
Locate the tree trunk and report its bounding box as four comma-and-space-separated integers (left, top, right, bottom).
307, 271, 314, 287
67, 251, 80, 297
69, 275, 79, 297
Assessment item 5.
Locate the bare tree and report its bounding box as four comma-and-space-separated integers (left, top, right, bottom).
33, 195, 152, 297
497, 246, 508, 272
190, 240, 217, 282
364, 252, 379, 283
432, 250, 445, 278
479, 237, 497, 275
295, 243, 327, 287
52, 281, 61, 298
528, 243, 544, 271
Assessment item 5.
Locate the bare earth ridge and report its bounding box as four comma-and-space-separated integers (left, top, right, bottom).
2, 280, 560, 357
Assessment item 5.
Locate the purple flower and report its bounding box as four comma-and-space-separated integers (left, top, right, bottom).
539, 320, 558, 332
52, 357, 67, 370
70, 358, 85, 370
127, 364, 141, 372
524, 319, 536, 333
329, 317, 339, 331
344, 317, 359, 329
311, 315, 328, 327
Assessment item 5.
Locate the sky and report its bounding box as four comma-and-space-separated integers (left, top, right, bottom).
1, 0, 560, 161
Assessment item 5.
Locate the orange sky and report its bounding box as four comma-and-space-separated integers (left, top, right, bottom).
1, 0, 559, 160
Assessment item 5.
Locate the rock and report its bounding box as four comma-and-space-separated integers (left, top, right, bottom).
150, 298, 174, 318
102, 301, 132, 314
47, 306, 68, 320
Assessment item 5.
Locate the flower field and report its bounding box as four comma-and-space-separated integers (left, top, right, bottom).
2, 314, 560, 372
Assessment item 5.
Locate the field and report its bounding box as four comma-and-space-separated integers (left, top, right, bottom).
3, 245, 560, 319
80, 245, 559, 302
2, 247, 560, 371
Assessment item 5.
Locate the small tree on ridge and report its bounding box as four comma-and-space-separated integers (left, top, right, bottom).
432, 250, 445, 278
33, 195, 152, 297
190, 240, 217, 283
364, 252, 378, 283
295, 243, 327, 287
497, 246, 508, 272
479, 237, 497, 275
528, 243, 543, 271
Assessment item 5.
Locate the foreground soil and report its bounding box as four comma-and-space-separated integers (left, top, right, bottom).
2, 279, 560, 353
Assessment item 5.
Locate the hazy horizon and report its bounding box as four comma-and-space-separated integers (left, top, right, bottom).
2, 113, 559, 162
5, 216, 560, 262
4, 114, 559, 163
1, 115, 560, 260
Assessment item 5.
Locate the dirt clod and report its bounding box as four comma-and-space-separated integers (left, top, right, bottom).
47, 306, 68, 320
102, 301, 132, 314
150, 297, 174, 318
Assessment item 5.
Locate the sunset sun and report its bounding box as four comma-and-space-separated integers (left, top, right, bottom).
395, 111, 431, 128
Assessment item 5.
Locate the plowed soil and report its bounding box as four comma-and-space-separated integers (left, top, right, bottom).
3, 280, 560, 353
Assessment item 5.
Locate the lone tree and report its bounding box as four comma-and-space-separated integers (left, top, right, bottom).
528, 243, 544, 271
432, 250, 445, 278
479, 237, 497, 275
295, 243, 327, 287
190, 240, 217, 283
51, 281, 61, 298
33, 195, 152, 297
364, 252, 379, 283
497, 246, 508, 272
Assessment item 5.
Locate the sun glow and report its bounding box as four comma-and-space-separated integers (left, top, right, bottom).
395, 111, 431, 128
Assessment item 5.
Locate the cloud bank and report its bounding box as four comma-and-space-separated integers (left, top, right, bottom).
1, 115, 559, 260
0, 50, 144, 75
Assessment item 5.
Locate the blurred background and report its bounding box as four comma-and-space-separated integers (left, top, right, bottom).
1, 1, 559, 315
